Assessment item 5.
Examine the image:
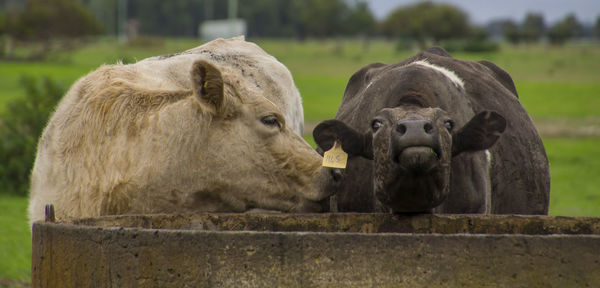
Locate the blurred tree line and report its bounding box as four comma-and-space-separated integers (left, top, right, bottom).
0, 0, 103, 59
491, 12, 589, 45
80, 0, 600, 46
80, 0, 377, 38
1, 0, 599, 54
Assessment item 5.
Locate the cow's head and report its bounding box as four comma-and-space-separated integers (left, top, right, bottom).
314, 108, 505, 212
187, 59, 336, 213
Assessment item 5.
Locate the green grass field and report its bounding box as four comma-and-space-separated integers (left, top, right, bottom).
545, 138, 600, 216
0, 195, 31, 285
1, 38, 599, 284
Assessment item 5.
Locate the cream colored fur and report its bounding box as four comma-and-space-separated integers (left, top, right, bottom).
28, 37, 330, 226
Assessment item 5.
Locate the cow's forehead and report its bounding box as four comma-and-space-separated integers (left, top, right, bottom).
366, 59, 464, 92
377, 107, 447, 121
407, 60, 464, 89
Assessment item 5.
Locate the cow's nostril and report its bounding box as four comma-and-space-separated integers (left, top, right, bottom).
330, 168, 343, 182
424, 122, 434, 134
397, 124, 407, 135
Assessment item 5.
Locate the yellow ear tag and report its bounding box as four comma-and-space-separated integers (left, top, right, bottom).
322, 141, 348, 169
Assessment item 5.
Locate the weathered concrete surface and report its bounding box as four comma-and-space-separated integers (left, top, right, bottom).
32, 214, 600, 287
72, 213, 600, 234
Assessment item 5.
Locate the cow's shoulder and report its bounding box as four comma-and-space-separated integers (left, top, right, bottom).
343, 62, 387, 101
336, 62, 386, 124
477, 60, 518, 98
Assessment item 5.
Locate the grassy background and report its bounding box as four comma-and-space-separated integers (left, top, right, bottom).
0, 196, 30, 286
0, 39, 599, 284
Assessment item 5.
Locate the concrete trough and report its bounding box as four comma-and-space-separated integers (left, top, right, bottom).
32, 213, 600, 287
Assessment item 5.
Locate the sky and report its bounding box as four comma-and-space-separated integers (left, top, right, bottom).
366, 0, 600, 25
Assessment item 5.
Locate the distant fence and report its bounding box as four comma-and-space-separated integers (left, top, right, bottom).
200, 19, 247, 42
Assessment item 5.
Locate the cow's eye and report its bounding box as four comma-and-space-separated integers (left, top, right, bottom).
261, 115, 281, 129
444, 120, 454, 131
371, 119, 383, 132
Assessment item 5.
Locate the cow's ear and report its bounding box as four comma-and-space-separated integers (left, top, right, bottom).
191, 60, 225, 113
452, 111, 506, 157
313, 120, 373, 160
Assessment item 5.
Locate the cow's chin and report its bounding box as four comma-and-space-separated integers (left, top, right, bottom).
378, 178, 449, 213
395, 146, 441, 173
375, 150, 450, 213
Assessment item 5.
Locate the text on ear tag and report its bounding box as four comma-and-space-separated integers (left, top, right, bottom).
322, 141, 348, 169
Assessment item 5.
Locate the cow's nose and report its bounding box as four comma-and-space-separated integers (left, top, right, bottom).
396, 119, 435, 136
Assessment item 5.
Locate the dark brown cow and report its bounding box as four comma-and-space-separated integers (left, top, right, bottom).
314, 47, 550, 214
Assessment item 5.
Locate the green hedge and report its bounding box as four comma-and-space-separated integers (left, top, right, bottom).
0, 76, 64, 196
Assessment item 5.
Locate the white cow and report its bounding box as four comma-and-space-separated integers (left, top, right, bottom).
29, 37, 334, 225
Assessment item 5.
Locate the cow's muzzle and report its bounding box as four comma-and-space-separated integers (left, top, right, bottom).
391, 119, 441, 172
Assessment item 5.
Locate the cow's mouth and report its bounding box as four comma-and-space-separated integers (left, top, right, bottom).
393, 146, 440, 173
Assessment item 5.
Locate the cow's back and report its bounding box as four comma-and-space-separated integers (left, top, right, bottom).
414, 52, 550, 214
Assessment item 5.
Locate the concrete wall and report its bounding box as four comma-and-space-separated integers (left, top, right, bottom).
32, 214, 600, 287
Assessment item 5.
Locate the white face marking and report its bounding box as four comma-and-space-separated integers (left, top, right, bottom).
363, 59, 465, 94
409, 60, 465, 89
